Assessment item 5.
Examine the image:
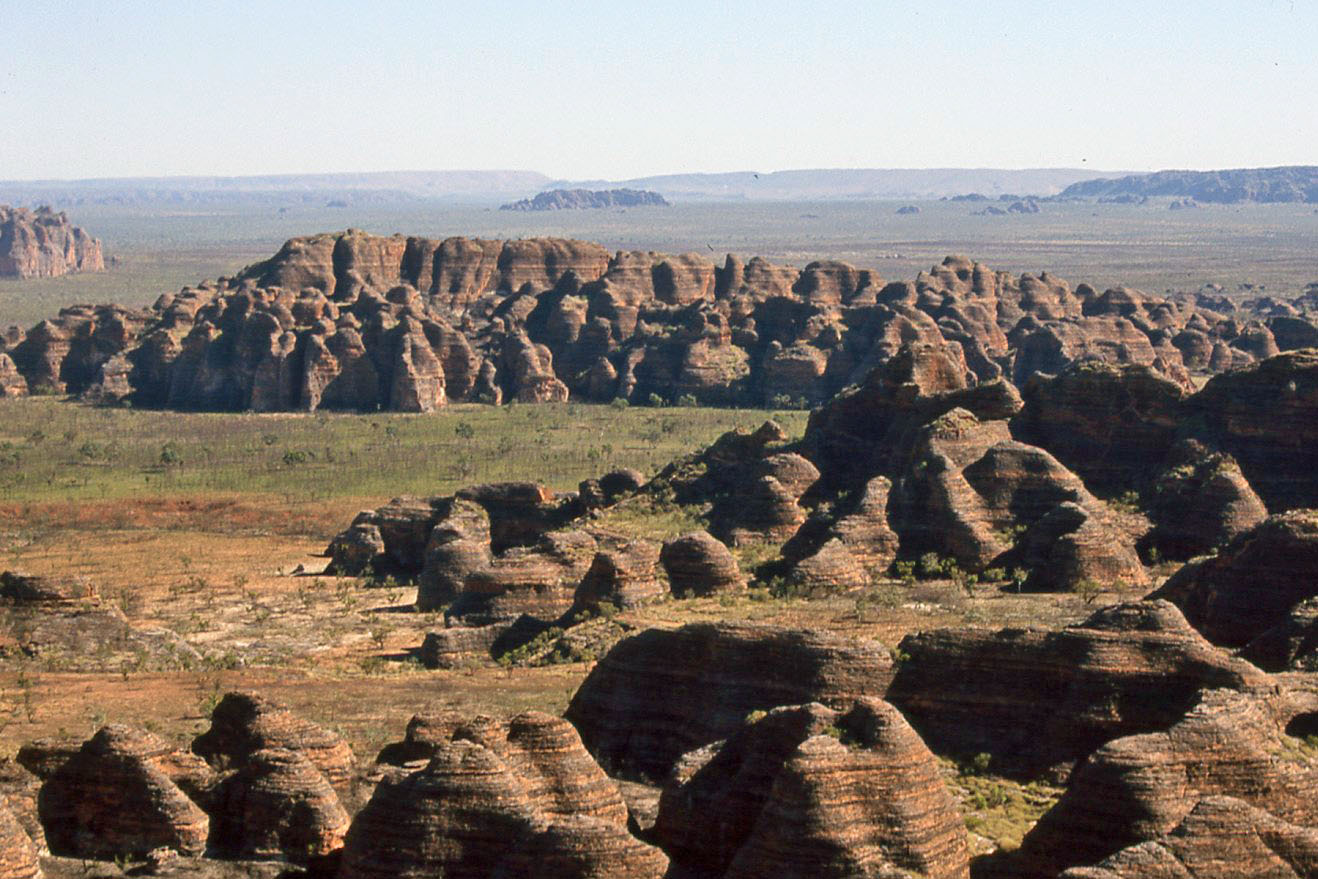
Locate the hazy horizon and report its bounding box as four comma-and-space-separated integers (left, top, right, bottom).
4, 1, 1315, 181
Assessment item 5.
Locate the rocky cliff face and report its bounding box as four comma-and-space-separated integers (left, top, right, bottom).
7, 230, 1306, 413
0, 206, 103, 279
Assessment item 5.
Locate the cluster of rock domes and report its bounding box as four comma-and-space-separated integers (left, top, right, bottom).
3, 229, 1312, 410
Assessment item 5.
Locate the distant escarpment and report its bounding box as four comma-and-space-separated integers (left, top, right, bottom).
1061, 165, 1318, 203
499, 188, 669, 211
2, 229, 1312, 414
0, 205, 104, 279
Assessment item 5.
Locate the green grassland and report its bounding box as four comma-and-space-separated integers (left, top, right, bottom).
3, 199, 1317, 329
0, 397, 808, 505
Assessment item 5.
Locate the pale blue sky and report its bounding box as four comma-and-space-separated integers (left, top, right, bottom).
3, 0, 1315, 181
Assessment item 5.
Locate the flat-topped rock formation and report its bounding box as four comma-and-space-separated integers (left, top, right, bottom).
5, 229, 1309, 413
0, 206, 103, 279
499, 188, 669, 211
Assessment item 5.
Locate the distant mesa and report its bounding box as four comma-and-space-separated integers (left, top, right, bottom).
1062, 165, 1318, 204
896, 204, 920, 214
500, 188, 669, 211
0, 205, 104, 279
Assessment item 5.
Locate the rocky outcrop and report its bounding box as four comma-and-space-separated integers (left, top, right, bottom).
889, 409, 1146, 587
340, 740, 542, 879
499, 189, 669, 211
1154, 510, 1318, 648
565, 622, 894, 781
780, 475, 899, 586
38, 725, 212, 858
207, 747, 349, 861
0, 206, 103, 278
325, 484, 574, 589
11, 227, 1296, 411
804, 346, 1023, 489
886, 601, 1268, 778
654, 699, 969, 879
492, 814, 669, 878
1008, 688, 1318, 878
445, 529, 597, 626
1015, 362, 1187, 495
0, 799, 40, 879
659, 531, 745, 597
341, 711, 662, 879
8, 305, 148, 395
1187, 349, 1318, 510
416, 498, 492, 611
1059, 795, 1318, 879
191, 691, 355, 791
1239, 597, 1318, 672
573, 541, 663, 612
374, 710, 627, 823
1144, 440, 1268, 559
0, 356, 26, 398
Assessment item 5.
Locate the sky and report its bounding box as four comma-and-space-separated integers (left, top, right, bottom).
2, 0, 1316, 181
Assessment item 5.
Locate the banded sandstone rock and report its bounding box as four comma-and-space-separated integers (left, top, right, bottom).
192, 692, 355, 791
1145, 440, 1268, 559
416, 498, 492, 611
1059, 795, 1318, 879
39, 726, 211, 858
208, 747, 349, 861
656, 699, 969, 879
565, 621, 894, 780
492, 815, 668, 879
1188, 350, 1318, 510
659, 531, 744, 597
446, 530, 597, 626
887, 601, 1267, 778
1154, 510, 1318, 648
339, 740, 541, 879
1009, 688, 1318, 878
0, 356, 26, 397
891, 409, 1143, 585
342, 714, 654, 879
1015, 361, 1187, 495
573, 541, 663, 612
